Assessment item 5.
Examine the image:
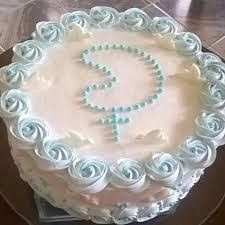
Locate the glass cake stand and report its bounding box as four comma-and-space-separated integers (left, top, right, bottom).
0, 48, 225, 225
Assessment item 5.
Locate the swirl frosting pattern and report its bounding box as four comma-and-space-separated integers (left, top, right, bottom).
35, 138, 75, 170
201, 82, 225, 112
195, 111, 225, 141
194, 52, 221, 70
68, 158, 109, 193
177, 136, 216, 169
174, 32, 202, 56
10, 115, 48, 147
110, 159, 146, 191
120, 8, 150, 31
13, 40, 44, 64
202, 62, 225, 84
0, 62, 32, 88
33, 22, 65, 45
145, 153, 183, 188
61, 11, 91, 30
90, 6, 120, 27
0, 89, 30, 118
150, 17, 177, 36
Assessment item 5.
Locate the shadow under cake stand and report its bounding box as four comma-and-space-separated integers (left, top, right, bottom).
0, 48, 224, 225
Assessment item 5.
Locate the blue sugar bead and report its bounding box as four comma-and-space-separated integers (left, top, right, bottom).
111, 77, 117, 82
102, 66, 107, 72
113, 130, 119, 135
118, 118, 123, 123
145, 55, 151, 60
94, 105, 102, 111
150, 59, 156, 64
127, 46, 133, 52
158, 81, 163, 86
112, 124, 118, 130
154, 64, 160, 69
132, 104, 140, 110
82, 98, 88, 104
126, 106, 132, 112
120, 44, 125, 49
88, 61, 94, 66
156, 70, 162, 76
100, 84, 107, 89
86, 86, 91, 92
101, 106, 106, 111
125, 118, 131, 123
112, 44, 118, 49
134, 48, 139, 54
147, 98, 153, 104
98, 45, 103, 50
140, 51, 145, 56
92, 84, 98, 89
156, 88, 163, 94
91, 46, 96, 51
114, 136, 120, 142
80, 58, 87, 63
112, 114, 118, 119
153, 94, 158, 99
157, 75, 164, 81
107, 82, 113, 88
95, 64, 101, 69
118, 106, 124, 112
105, 70, 112, 76
140, 102, 147, 107
84, 49, 89, 54
112, 107, 117, 112
105, 44, 109, 49
99, 118, 105, 124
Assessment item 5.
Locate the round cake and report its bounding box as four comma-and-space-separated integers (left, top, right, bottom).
0, 6, 224, 224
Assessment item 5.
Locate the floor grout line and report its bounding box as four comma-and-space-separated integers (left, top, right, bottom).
209, 36, 225, 47
0, 45, 5, 53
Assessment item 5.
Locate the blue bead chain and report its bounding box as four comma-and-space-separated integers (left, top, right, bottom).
80, 43, 165, 142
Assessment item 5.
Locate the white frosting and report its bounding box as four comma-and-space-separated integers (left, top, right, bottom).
1, 7, 224, 224
23, 28, 202, 161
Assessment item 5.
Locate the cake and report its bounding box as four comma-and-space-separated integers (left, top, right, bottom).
0, 6, 224, 224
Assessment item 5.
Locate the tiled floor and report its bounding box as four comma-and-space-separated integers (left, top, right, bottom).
0, 0, 225, 58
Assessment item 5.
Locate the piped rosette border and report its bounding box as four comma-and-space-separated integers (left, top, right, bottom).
0, 5, 224, 214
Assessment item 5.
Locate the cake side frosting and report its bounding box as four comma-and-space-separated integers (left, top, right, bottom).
0, 6, 225, 224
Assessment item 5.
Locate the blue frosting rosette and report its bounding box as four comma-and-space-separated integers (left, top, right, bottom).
32, 21, 66, 45
174, 32, 202, 56
195, 110, 225, 142
120, 8, 150, 31
202, 61, 225, 84
0, 89, 30, 118
110, 159, 146, 191
177, 136, 216, 169
201, 82, 225, 113
60, 11, 91, 30
0, 62, 33, 88
145, 153, 183, 188
68, 157, 109, 193
90, 6, 120, 28
194, 52, 221, 70
34, 138, 75, 170
12, 40, 45, 64
10, 115, 49, 149
149, 17, 177, 36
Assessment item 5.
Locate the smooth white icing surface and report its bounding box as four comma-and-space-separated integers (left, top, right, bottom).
22, 28, 202, 161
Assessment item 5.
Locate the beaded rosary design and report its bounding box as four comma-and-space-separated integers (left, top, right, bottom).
80, 43, 165, 142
